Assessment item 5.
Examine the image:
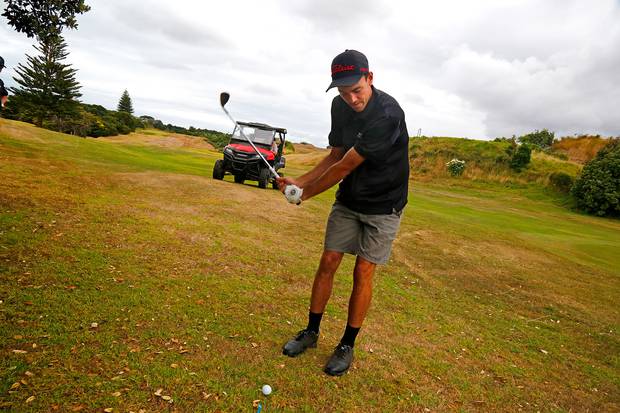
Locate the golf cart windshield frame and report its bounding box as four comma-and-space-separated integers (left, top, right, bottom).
230, 121, 287, 149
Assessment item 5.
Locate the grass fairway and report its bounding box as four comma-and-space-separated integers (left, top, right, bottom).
1, 119, 619, 412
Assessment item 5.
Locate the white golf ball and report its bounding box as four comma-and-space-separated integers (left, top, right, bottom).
261, 384, 272, 396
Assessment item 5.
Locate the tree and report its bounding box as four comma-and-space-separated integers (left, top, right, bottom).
571, 139, 620, 217
518, 129, 555, 150
11, 35, 82, 128
117, 89, 134, 114
2, 0, 91, 40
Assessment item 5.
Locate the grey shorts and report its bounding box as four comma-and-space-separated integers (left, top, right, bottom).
324, 201, 403, 265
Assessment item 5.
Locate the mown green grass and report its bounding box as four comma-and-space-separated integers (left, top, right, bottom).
1, 119, 619, 412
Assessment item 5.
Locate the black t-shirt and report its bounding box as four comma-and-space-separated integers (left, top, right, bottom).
328, 86, 409, 214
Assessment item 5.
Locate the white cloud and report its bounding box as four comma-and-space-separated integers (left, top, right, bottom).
1, 0, 618, 145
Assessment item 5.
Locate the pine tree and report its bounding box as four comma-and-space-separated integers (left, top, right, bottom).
11, 35, 82, 128
117, 89, 134, 114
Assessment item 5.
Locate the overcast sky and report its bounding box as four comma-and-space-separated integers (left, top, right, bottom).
2, 0, 619, 145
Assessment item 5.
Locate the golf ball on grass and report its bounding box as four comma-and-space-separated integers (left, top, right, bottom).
261, 384, 272, 396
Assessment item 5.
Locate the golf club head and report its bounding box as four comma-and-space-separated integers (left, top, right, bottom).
220, 92, 230, 107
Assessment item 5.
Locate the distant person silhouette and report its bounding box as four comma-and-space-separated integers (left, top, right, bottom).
0, 56, 8, 109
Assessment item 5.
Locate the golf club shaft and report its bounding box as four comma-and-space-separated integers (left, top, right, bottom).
220, 106, 280, 179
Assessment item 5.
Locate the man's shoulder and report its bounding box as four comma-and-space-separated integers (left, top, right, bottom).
373, 88, 404, 120
330, 95, 353, 121
331, 95, 348, 111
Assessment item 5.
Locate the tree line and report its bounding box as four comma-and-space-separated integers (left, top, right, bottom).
1, 1, 142, 137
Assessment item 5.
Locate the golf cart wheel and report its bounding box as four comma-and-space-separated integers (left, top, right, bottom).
258, 168, 270, 189
212, 160, 225, 180
234, 174, 245, 184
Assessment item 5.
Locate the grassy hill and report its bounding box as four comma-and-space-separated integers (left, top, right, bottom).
1, 119, 619, 412
410, 137, 583, 189
551, 135, 612, 164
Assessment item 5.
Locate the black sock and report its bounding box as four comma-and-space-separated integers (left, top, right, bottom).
307, 311, 323, 333
340, 324, 360, 347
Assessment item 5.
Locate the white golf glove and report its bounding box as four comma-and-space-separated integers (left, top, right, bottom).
284, 185, 303, 205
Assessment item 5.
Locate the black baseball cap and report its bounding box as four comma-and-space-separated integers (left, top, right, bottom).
326, 49, 369, 92
0, 56, 5, 69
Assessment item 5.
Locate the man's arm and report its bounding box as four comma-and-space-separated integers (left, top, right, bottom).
300, 147, 365, 201
295, 146, 345, 187
276, 146, 345, 190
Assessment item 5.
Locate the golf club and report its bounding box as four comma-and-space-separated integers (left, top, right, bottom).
219, 92, 303, 204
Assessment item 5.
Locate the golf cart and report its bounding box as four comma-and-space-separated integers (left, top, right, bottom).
212, 121, 287, 189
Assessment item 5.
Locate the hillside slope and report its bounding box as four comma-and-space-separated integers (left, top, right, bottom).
410, 137, 582, 188
551, 135, 611, 164
100, 128, 215, 150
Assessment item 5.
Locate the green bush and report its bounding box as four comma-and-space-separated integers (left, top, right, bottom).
510, 144, 532, 172
81, 104, 142, 137
571, 139, 620, 216
446, 158, 466, 176
284, 140, 295, 153
548, 171, 574, 193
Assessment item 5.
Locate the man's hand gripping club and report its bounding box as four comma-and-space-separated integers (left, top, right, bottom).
277, 177, 303, 205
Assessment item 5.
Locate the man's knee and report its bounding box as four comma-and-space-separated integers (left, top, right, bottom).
318, 250, 343, 275
353, 256, 376, 283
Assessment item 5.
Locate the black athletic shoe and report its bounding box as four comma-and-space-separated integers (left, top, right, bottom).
282, 329, 318, 357
324, 343, 354, 376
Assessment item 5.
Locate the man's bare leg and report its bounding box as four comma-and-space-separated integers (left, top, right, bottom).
324, 255, 376, 375
347, 255, 376, 328
283, 250, 343, 357
309, 250, 344, 314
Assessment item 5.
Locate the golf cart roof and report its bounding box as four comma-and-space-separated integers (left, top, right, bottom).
238, 121, 287, 134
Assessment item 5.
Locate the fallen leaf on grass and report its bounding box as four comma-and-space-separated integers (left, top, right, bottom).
25, 396, 35, 403
104, 408, 113, 413
251, 343, 258, 348
70, 405, 85, 411
154, 388, 163, 397
10, 382, 21, 390
13, 335, 23, 340
540, 349, 549, 355
170, 363, 178, 369
12, 349, 27, 354
111, 391, 121, 397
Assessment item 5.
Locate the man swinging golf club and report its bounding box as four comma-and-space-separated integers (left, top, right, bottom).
277, 49, 410, 376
